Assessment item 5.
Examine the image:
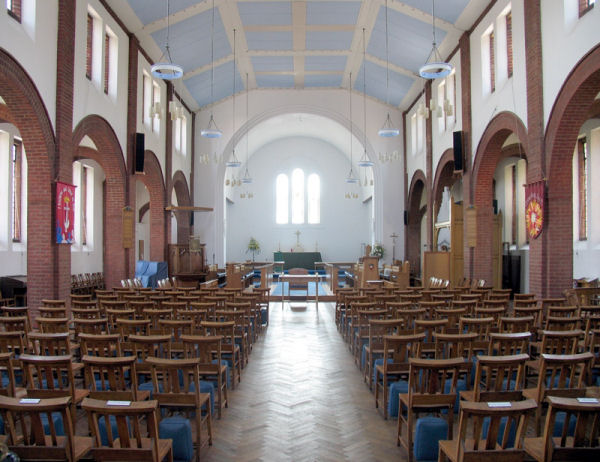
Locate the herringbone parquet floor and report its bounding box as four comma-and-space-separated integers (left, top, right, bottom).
203, 301, 404, 461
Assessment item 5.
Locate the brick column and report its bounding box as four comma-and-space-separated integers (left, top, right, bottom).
523, 0, 546, 297
458, 32, 474, 280
126, 34, 138, 277
55, 0, 76, 304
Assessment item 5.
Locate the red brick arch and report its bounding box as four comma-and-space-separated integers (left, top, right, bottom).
170, 170, 192, 245
432, 149, 457, 220
406, 170, 427, 277
0, 49, 58, 313
471, 112, 528, 284
136, 151, 167, 261
544, 44, 600, 296
73, 115, 128, 289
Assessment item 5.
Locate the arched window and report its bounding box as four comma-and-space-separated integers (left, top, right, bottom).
291, 168, 304, 224
307, 173, 320, 224
275, 173, 289, 224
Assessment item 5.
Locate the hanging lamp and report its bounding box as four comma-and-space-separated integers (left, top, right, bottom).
201, 0, 223, 138
226, 29, 241, 167
378, 0, 399, 137
241, 73, 253, 184
151, 0, 183, 80
346, 72, 359, 184
419, 0, 453, 79
358, 28, 374, 168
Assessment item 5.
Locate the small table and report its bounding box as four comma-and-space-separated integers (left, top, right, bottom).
279, 274, 322, 311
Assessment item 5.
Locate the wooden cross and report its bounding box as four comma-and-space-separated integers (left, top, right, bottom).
294, 230, 301, 245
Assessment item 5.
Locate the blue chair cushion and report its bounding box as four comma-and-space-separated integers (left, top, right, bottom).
553, 412, 576, 437
387, 380, 409, 418
482, 416, 517, 447
372, 358, 393, 384
414, 416, 448, 462
139, 381, 163, 398
41, 412, 65, 436
189, 381, 215, 414
160, 416, 194, 462
98, 415, 131, 446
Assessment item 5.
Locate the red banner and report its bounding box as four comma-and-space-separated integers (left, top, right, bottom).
56, 181, 76, 244
525, 180, 545, 239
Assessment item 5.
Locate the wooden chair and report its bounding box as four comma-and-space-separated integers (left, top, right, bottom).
524, 396, 600, 462
72, 317, 109, 336
36, 317, 70, 334
116, 318, 152, 339
82, 397, 173, 462
128, 334, 172, 386
19, 353, 90, 423
82, 354, 145, 400
215, 309, 250, 368
397, 357, 465, 462
0, 395, 92, 462
438, 399, 537, 462
353, 307, 388, 365
41, 299, 67, 308
143, 308, 174, 334
460, 353, 529, 402
489, 332, 532, 356
0, 315, 30, 334
38, 306, 68, 318
147, 357, 213, 459
374, 332, 425, 419
79, 333, 122, 357
364, 318, 404, 389
523, 351, 594, 433
71, 307, 102, 320
200, 321, 241, 389
181, 334, 228, 418
177, 309, 209, 334
499, 316, 535, 334
0, 351, 17, 397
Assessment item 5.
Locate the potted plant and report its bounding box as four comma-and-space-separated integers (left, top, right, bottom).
247, 237, 261, 262
371, 243, 384, 259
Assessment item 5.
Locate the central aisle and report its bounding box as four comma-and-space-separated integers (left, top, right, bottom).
205, 301, 401, 461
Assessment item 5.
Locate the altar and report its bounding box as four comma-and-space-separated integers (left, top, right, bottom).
273, 252, 322, 271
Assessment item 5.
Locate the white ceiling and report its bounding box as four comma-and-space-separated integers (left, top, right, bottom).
108, 0, 491, 112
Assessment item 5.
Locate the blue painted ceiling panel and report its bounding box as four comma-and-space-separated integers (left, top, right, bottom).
151, 9, 230, 74
306, 30, 354, 50
251, 56, 294, 72
185, 61, 244, 108
306, 1, 361, 25
126, 0, 200, 26
256, 74, 295, 88
397, 0, 470, 24
238, 2, 292, 25
304, 74, 343, 87
246, 31, 293, 50
368, 8, 447, 74
354, 61, 415, 107
305, 55, 347, 72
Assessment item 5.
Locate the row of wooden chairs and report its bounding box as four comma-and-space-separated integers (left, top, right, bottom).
71, 272, 104, 295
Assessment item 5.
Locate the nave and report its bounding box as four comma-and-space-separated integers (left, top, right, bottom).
204, 302, 398, 461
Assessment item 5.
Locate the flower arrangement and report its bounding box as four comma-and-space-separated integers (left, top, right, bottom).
371, 243, 384, 258
247, 237, 261, 261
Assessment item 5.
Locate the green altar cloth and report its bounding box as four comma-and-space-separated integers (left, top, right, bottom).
273, 252, 322, 270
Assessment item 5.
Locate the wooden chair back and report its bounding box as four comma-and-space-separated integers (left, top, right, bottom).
41, 299, 66, 307
488, 332, 531, 356
534, 352, 593, 401
406, 357, 465, 409
38, 306, 68, 318
79, 333, 122, 357
36, 317, 69, 333
530, 396, 600, 462
381, 333, 425, 374
471, 354, 528, 402
440, 399, 537, 460
0, 315, 30, 333
116, 318, 152, 339
71, 307, 102, 319
539, 329, 583, 355
0, 351, 16, 396
82, 397, 171, 462
73, 317, 109, 335
28, 332, 72, 356
499, 316, 535, 334
0, 395, 91, 462
82, 355, 139, 400
434, 332, 479, 361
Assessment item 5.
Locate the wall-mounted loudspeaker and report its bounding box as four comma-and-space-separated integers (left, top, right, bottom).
453, 131, 464, 172
135, 133, 145, 173
404, 210, 408, 226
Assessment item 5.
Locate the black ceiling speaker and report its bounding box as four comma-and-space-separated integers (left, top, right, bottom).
135, 133, 145, 173
453, 130, 464, 172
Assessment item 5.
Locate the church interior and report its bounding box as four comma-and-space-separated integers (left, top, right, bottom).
1, 0, 600, 460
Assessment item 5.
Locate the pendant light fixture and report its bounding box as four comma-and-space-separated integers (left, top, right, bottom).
346, 72, 359, 184
242, 73, 253, 184
151, 0, 183, 80
378, 0, 399, 137
226, 29, 241, 167
201, 0, 223, 138
419, 0, 453, 79
358, 28, 374, 168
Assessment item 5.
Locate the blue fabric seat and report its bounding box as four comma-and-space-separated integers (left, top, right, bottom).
41, 412, 65, 436
372, 358, 393, 385
387, 380, 409, 418
414, 416, 448, 462
159, 416, 194, 462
